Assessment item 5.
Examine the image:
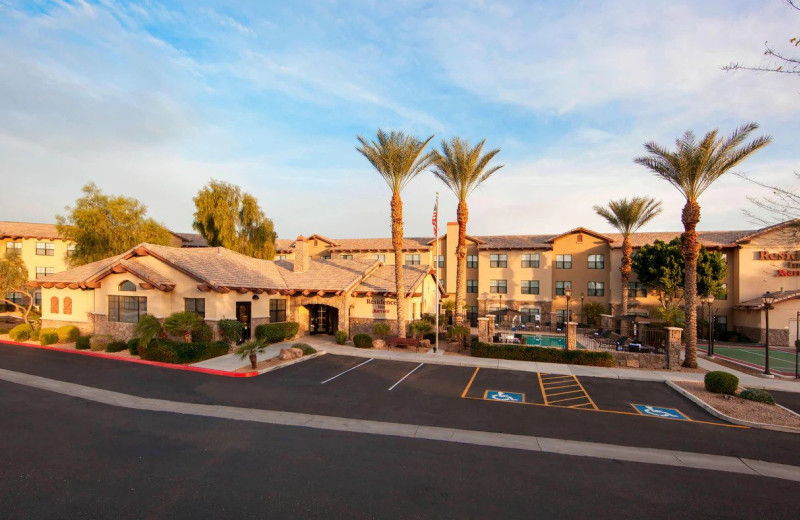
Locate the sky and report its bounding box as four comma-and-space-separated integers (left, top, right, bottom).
1, 0, 799, 240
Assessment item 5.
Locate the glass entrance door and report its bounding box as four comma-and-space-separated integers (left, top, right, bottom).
315, 306, 328, 334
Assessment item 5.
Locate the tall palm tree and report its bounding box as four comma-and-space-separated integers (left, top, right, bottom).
432, 137, 503, 325
635, 123, 771, 368
594, 197, 663, 317
356, 129, 435, 338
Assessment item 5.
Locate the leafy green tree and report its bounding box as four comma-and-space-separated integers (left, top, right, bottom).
356, 129, 435, 338
432, 138, 503, 325
163, 311, 203, 343
634, 124, 770, 368
57, 183, 172, 266
632, 238, 728, 311
192, 179, 277, 259
594, 197, 662, 317
0, 254, 35, 325
582, 301, 605, 327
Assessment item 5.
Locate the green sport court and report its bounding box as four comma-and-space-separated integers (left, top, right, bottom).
699, 343, 799, 377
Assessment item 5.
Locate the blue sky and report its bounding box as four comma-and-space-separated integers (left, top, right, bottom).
1, 0, 799, 239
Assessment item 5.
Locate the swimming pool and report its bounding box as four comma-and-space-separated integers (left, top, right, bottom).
523, 335, 566, 348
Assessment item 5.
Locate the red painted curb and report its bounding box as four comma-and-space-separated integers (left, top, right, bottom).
0, 339, 259, 378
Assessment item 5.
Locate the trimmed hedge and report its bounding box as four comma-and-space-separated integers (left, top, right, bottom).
255, 321, 299, 344
8, 323, 33, 341
90, 335, 114, 352
56, 325, 80, 343
292, 343, 317, 355
106, 341, 128, 353
139, 339, 229, 364
705, 371, 739, 395
471, 342, 615, 367
191, 322, 214, 343
75, 335, 92, 350
353, 334, 373, 348
739, 388, 775, 405
40, 331, 59, 346
127, 338, 140, 356
334, 330, 347, 345
218, 319, 244, 344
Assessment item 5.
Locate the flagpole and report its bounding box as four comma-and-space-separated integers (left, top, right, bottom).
435, 192, 440, 354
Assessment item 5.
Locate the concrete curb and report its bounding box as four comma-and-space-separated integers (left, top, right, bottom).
252, 351, 327, 375
666, 380, 800, 434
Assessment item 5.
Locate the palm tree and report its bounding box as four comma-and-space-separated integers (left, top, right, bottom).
163, 311, 203, 343
236, 339, 269, 369
356, 129, 435, 338
594, 197, 662, 318
432, 138, 503, 325
635, 123, 771, 368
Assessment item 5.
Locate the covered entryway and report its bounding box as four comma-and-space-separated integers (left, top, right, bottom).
306, 304, 339, 335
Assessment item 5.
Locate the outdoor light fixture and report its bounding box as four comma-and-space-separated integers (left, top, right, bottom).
761, 291, 775, 377
252, 295, 260, 301
701, 294, 715, 358
580, 292, 585, 325
564, 286, 572, 325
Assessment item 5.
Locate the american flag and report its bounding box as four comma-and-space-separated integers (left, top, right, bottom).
432, 198, 438, 236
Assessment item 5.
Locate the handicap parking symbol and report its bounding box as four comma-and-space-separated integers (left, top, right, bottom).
485, 390, 525, 403
632, 404, 688, 420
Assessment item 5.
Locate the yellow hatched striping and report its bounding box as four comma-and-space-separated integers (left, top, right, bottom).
538, 373, 598, 411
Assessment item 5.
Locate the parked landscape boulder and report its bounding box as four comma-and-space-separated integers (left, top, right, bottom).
290, 347, 304, 358
372, 339, 387, 350
279, 348, 302, 361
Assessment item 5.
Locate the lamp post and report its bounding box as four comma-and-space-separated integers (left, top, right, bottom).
701, 294, 715, 358
580, 292, 585, 325
564, 286, 572, 328
762, 291, 775, 377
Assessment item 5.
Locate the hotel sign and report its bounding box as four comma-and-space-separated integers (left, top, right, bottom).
367, 297, 397, 315
758, 251, 800, 277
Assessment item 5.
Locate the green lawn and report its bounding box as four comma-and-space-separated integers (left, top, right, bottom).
699, 344, 799, 375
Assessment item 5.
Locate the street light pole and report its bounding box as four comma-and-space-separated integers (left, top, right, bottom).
580, 292, 585, 325
762, 291, 775, 377
706, 294, 715, 358
564, 286, 572, 329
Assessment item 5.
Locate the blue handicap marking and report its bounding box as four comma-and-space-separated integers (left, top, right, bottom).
632, 404, 688, 420
485, 390, 525, 403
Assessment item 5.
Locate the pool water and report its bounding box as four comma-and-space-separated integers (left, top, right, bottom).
524, 335, 566, 348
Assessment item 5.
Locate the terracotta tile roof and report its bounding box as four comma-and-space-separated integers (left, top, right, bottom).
0, 221, 62, 240
275, 239, 295, 253
734, 289, 800, 310
275, 259, 378, 292
732, 219, 800, 244
477, 235, 555, 250
604, 230, 754, 249
117, 258, 177, 289
327, 237, 432, 252
545, 227, 614, 243
35, 255, 124, 284
354, 264, 430, 294
173, 233, 208, 247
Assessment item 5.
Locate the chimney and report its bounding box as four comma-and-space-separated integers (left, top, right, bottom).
294, 235, 310, 273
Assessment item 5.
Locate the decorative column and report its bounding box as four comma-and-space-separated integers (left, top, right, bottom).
600, 314, 614, 330
566, 321, 578, 350
665, 327, 683, 370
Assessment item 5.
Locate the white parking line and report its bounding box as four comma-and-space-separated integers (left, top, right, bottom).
320, 358, 374, 384
388, 363, 425, 391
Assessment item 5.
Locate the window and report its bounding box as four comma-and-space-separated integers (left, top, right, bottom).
555, 281, 572, 295
34, 290, 41, 308
50, 296, 59, 314
35, 267, 54, 280
372, 254, 386, 262
628, 282, 648, 298
713, 315, 727, 336
405, 254, 420, 265
588, 254, 605, 269
270, 299, 287, 323
522, 280, 539, 295
467, 280, 478, 293
67, 244, 77, 257
716, 283, 728, 301
439, 277, 445, 287
341, 254, 353, 260
520, 307, 540, 324
63, 297, 72, 315
321, 254, 331, 260
489, 279, 507, 294
466, 305, 478, 327
467, 255, 478, 269
588, 281, 605, 296
6, 242, 21, 256
118, 280, 137, 292
435, 255, 445, 268
108, 295, 147, 323
489, 254, 507, 268
556, 255, 572, 269
556, 309, 571, 326
521, 253, 540, 268
185, 298, 206, 318
36, 242, 55, 256
6, 292, 23, 305
276, 255, 287, 261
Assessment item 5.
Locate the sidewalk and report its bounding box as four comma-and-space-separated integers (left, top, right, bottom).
192, 335, 800, 393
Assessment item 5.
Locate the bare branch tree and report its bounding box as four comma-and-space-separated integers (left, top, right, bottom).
735, 171, 800, 228
723, 1, 800, 76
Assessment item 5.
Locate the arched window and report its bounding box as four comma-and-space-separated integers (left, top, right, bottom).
50, 297, 59, 314
64, 297, 73, 315
118, 280, 137, 292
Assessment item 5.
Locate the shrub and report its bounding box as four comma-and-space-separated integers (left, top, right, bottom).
89, 335, 114, 352
135, 314, 163, 351
164, 311, 203, 342
334, 330, 347, 345
127, 338, 140, 356
218, 319, 244, 344
471, 342, 615, 367
31, 329, 40, 341
139, 339, 229, 364
40, 331, 59, 346
75, 335, 92, 350
739, 388, 775, 405
373, 323, 391, 338
9, 323, 33, 341
255, 322, 300, 344
191, 321, 214, 343
704, 371, 739, 395
409, 320, 432, 339
56, 325, 81, 343
423, 332, 437, 343
39, 328, 57, 341
106, 341, 128, 353
353, 334, 373, 348
292, 343, 317, 355
447, 325, 470, 342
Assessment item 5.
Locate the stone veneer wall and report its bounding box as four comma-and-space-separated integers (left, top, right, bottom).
89, 313, 137, 340
609, 351, 668, 369
349, 317, 400, 337
40, 318, 93, 335
736, 325, 788, 347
